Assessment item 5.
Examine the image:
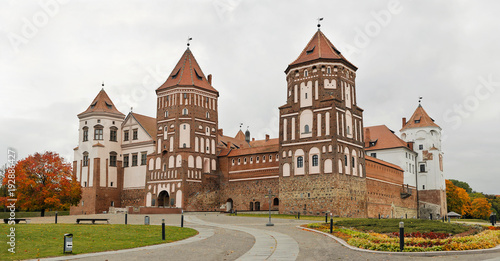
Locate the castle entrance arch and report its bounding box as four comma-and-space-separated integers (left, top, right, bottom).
157, 191, 170, 207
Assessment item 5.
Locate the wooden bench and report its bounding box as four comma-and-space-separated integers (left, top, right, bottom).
3, 218, 30, 224
76, 218, 109, 224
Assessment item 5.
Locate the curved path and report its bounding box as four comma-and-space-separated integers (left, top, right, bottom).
185, 216, 299, 260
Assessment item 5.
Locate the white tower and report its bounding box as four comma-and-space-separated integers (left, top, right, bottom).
71, 87, 125, 214
400, 104, 446, 219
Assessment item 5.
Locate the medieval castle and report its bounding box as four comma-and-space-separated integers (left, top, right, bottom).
70, 28, 447, 219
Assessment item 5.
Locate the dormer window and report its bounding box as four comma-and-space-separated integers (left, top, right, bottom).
306, 46, 315, 55
194, 69, 203, 80
105, 102, 112, 109
90, 101, 97, 109
415, 120, 420, 123
171, 69, 180, 79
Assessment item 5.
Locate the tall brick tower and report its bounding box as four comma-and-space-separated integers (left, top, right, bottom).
401, 104, 446, 219
144, 46, 220, 211
278, 27, 367, 217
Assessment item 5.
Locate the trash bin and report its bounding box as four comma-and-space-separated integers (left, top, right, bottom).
144, 216, 150, 225
63, 233, 73, 253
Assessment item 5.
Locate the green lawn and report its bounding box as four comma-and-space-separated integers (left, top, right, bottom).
333, 219, 471, 234
0, 224, 197, 261
451, 218, 489, 224
0, 211, 69, 219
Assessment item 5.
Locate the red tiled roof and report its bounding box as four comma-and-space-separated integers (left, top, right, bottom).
78, 89, 125, 117
227, 144, 279, 157
130, 112, 156, 139
249, 138, 279, 147
401, 105, 440, 131
364, 125, 408, 151
157, 48, 218, 94
234, 130, 246, 141
366, 155, 403, 171
218, 134, 250, 149
287, 30, 357, 71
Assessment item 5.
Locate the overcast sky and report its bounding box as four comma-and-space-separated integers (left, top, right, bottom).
1, 1, 499, 194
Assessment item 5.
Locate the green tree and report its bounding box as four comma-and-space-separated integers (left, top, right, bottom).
449, 179, 473, 193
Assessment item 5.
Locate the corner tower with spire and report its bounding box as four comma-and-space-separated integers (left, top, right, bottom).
401, 104, 446, 219
278, 25, 367, 217
145, 46, 220, 210
71, 87, 126, 215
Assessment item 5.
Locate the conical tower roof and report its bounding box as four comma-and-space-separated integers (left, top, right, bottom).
157, 48, 218, 94
401, 105, 440, 131
78, 88, 125, 118
286, 29, 357, 72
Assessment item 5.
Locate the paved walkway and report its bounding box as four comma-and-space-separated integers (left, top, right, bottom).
29, 213, 500, 261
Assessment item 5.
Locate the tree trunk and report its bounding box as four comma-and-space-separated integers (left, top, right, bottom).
41, 209, 45, 217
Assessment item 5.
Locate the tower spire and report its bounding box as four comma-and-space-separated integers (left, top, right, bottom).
317, 17, 323, 30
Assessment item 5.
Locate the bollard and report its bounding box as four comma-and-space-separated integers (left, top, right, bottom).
430, 213, 432, 220
298, 212, 300, 220
405, 213, 407, 219
399, 222, 404, 252
235, 209, 237, 216
125, 213, 128, 225
162, 219, 165, 240
55, 211, 58, 224
330, 213, 333, 233
325, 213, 328, 223
181, 212, 184, 228
378, 213, 380, 219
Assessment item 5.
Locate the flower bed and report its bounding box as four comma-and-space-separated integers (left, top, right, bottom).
305, 222, 500, 252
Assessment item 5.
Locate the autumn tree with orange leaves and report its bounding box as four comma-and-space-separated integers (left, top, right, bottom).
0, 152, 81, 216
469, 198, 492, 219
446, 179, 470, 216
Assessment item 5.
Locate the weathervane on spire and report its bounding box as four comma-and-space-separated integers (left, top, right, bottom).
101, 81, 104, 90
239, 123, 243, 129
419, 96, 423, 105
187, 36, 193, 47
317, 17, 324, 29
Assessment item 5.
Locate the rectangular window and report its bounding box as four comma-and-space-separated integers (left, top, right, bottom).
141, 153, 147, 165
419, 144, 423, 150
132, 154, 138, 166
94, 128, 103, 140
110, 182, 113, 187
83, 155, 89, 167
83, 129, 88, 142
124, 130, 129, 141
110, 154, 117, 167
110, 129, 117, 141
312, 155, 318, 167
123, 155, 129, 167
419, 164, 426, 172
133, 129, 138, 140
370, 153, 376, 158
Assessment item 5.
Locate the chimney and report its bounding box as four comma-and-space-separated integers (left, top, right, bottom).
265, 134, 270, 141
227, 141, 232, 149
402, 117, 406, 128
252, 138, 255, 141
208, 74, 212, 85
364, 128, 371, 148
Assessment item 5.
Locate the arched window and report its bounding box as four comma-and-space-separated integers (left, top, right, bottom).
297, 156, 304, 168
109, 151, 117, 167
312, 155, 319, 167
82, 127, 89, 142
206, 112, 210, 118
165, 111, 168, 118
94, 125, 103, 140
304, 125, 310, 133
327, 67, 331, 74
273, 198, 279, 206
352, 157, 355, 168
83, 152, 89, 167
110, 126, 117, 141
183, 108, 188, 115
304, 70, 308, 77
344, 155, 347, 166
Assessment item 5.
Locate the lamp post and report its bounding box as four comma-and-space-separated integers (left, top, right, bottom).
266, 189, 274, 226
399, 222, 404, 252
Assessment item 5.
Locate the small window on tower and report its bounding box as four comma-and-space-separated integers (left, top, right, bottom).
183, 93, 187, 99
304, 70, 308, 77
183, 108, 188, 115
297, 156, 304, 168
419, 144, 423, 150
306, 46, 315, 55
327, 67, 331, 74
165, 111, 168, 118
